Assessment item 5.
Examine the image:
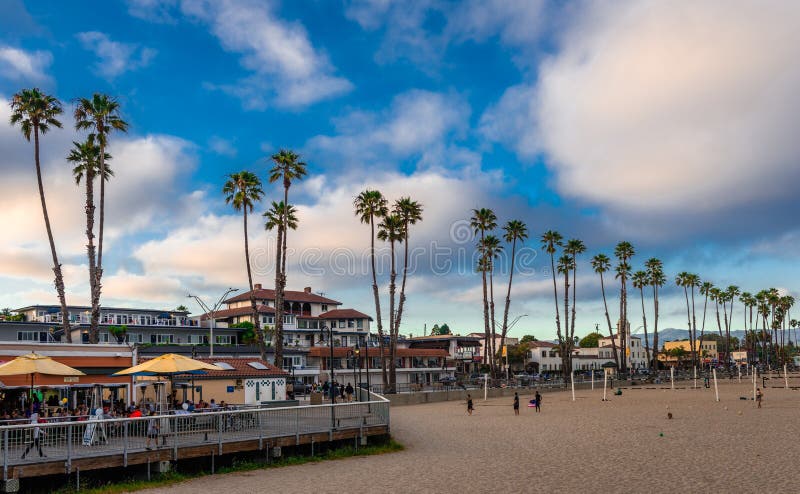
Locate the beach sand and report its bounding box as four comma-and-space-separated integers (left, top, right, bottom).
144, 382, 799, 493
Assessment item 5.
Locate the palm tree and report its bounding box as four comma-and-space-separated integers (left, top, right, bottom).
392, 197, 423, 346
698, 281, 714, 367
479, 234, 503, 372
564, 239, 586, 350
74, 94, 128, 341
471, 208, 497, 371
592, 254, 619, 369
354, 189, 389, 388
645, 258, 665, 370
9, 89, 70, 341
541, 231, 564, 366
263, 201, 298, 342
557, 254, 575, 376
67, 135, 113, 344
632, 270, 651, 368
740, 292, 754, 362
223, 171, 266, 359
378, 213, 404, 392
685, 274, 701, 367
499, 220, 528, 361
614, 241, 635, 373
268, 149, 307, 368
724, 286, 740, 368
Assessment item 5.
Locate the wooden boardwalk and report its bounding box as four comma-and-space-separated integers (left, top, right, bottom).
1, 399, 390, 486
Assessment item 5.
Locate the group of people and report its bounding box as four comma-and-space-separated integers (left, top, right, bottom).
313, 381, 356, 402
465, 391, 544, 416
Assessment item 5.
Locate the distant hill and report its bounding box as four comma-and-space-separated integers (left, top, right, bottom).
636, 328, 759, 348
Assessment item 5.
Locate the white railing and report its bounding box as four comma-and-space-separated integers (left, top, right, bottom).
0, 398, 390, 479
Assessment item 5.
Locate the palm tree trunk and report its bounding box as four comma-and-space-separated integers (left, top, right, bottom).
600, 273, 619, 369
683, 287, 691, 366
570, 256, 578, 349
92, 138, 107, 343
34, 126, 71, 342
722, 301, 730, 368
639, 287, 651, 367
489, 262, 497, 377
698, 292, 709, 368
499, 238, 517, 372
388, 240, 397, 392
369, 217, 388, 389
479, 232, 490, 373
549, 253, 563, 371
652, 284, 660, 371
243, 208, 265, 361
690, 287, 698, 368
394, 224, 410, 339
562, 268, 570, 377
85, 169, 100, 345
273, 222, 284, 368
620, 279, 627, 373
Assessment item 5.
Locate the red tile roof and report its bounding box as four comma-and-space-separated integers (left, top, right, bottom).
142, 357, 287, 378
200, 304, 275, 320
528, 341, 556, 348
307, 347, 447, 358
225, 288, 341, 305
318, 309, 372, 320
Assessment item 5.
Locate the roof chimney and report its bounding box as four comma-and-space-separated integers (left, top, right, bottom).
304, 286, 311, 294
254, 283, 262, 290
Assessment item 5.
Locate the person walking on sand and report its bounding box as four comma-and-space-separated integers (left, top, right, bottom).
513, 392, 519, 415
534, 391, 542, 413
466, 394, 474, 415
756, 388, 763, 408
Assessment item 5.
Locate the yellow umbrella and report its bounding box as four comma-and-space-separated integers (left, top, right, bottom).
112, 353, 223, 376
0, 352, 85, 400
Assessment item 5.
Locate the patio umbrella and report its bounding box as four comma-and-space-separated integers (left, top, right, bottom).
112, 353, 223, 376
0, 352, 85, 400
113, 354, 222, 411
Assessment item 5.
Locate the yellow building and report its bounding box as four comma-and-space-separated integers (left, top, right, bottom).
660, 340, 718, 365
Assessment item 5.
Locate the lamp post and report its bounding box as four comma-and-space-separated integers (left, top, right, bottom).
321, 324, 336, 430
187, 287, 238, 357
354, 344, 361, 402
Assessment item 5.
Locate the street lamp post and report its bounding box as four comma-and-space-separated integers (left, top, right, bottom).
354, 344, 361, 402
187, 288, 239, 358
321, 324, 336, 430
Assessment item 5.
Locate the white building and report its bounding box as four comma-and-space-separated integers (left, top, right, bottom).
598, 334, 648, 370
526, 341, 563, 374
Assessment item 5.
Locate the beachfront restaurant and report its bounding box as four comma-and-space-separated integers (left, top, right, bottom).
0, 342, 135, 415
133, 357, 289, 407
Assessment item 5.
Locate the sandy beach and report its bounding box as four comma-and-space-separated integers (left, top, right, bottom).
144, 382, 799, 493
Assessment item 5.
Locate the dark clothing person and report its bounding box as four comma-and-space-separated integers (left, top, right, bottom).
513, 393, 519, 415
467, 395, 474, 415
21, 413, 45, 459
534, 392, 542, 412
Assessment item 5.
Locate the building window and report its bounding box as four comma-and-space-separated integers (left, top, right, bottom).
330, 320, 337, 328
348, 319, 355, 328
542, 351, 547, 357
215, 335, 235, 345
18, 331, 45, 342
99, 332, 109, 343
356, 319, 364, 329
338, 319, 346, 328
283, 315, 295, 325
321, 304, 328, 312
152, 334, 174, 344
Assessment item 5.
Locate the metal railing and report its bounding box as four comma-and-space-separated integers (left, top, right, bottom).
0, 397, 390, 478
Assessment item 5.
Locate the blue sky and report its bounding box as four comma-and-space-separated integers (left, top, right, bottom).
1, 0, 799, 340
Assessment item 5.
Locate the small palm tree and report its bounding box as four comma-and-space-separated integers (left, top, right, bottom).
67, 135, 113, 343
479, 234, 503, 372
499, 220, 528, 360
354, 189, 389, 388
223, 171, 265, 359
74, 93, 128, 343
564, 238, 586, 348
632, 270, 652, 367
592, 254, 619, 368
645, 258, 665, 370
392, 197, 423, 352
557, 254, 575, 376
614, 241, 635, 373
378, 213, 404, 392
9, 88, 70, 341
541, 231, 564, 363
698, 281, 714, 366
268, 149, 307, 368
471, 208, 497, 372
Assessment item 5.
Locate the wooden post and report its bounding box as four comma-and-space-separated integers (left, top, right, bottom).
753, 368, 757, 401
713, 368, 719, 402
483, 373, 488, 401
693, 366, 697, 389
784, 364, 789, 389
738, 365, 741, 383
670, 367, 674, 390
571, 371, 575, 402
591, 370, 594, 391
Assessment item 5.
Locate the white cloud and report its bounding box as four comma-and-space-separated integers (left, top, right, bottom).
482, 1, 800, 214
208, 136, 237, 157
344, 0, 547, 67
307, 89, 471, 168
179, 0, 351, 108
76, 31, 156, 79
0, 45, 52, 82
126, 0, 179, 23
